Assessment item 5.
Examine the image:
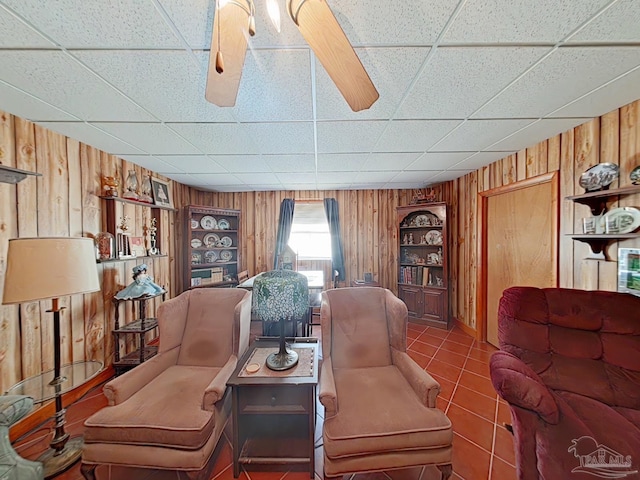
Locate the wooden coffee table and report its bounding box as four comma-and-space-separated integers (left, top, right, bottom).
227, 338, 319, 477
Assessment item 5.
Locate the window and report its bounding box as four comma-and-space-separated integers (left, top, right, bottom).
288, 202, 331, 259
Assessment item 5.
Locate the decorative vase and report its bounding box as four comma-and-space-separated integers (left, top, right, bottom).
139, 174, 153, 203
123, 170, 139, 200
95, 232, 115, 261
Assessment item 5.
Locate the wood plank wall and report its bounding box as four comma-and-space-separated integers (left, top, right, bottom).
0, 112, 174, 393
440, 99, 640, 330
2, 98, 639, 392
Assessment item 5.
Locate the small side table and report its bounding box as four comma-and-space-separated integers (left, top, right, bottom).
227, 339, 318, 478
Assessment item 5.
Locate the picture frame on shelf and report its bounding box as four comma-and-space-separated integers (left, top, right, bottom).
151, 178, 173, 208
130, 236, 146, 257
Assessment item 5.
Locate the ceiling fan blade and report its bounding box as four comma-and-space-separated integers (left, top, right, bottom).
288, 0, 379, 112
205, 2, 253, 107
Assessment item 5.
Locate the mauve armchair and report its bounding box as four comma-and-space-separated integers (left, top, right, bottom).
81, 288, 251, 480
319, 287, 453, 479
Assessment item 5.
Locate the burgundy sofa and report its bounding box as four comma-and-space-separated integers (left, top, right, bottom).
490, 286, 640, 480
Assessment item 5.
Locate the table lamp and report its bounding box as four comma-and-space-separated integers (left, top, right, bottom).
2, 237, 100, 478
253, 270, 309, 370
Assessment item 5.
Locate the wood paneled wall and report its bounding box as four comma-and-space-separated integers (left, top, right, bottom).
0, 112, 175, 393
441, 99, 640, 331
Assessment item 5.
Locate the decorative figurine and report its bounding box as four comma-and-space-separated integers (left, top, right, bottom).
138, 174, 153, 203
123, 169, 139, 201
102, 176, 119, 197
146, 218, 159, 255
408, 233, 414, 244
115, 264, 165, 300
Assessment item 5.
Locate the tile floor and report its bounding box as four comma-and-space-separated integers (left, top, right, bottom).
13, 323, 516, 480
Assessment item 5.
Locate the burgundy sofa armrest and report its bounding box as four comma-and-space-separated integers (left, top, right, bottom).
202, 355, 238, 411
319, 357, 338, 417
392, 348, 440, 408
104, 347, 179, 405
490, 351, 559, 425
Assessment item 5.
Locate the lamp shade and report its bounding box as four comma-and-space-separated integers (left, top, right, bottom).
2, 237, 100, 304
253, 270, 309, 321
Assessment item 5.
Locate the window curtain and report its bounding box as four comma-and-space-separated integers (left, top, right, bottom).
273, 198, 295, 269
323, 198, 345, 281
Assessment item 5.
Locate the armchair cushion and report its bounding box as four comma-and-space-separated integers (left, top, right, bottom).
85, 365, 220, 449
323, 366, 452, 459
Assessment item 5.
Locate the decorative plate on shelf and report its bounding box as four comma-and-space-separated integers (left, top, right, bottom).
413, 214, 430, 227
631, 165, 640, 185
599, 207, 640, 234
191, 252, 202, 265
425, 230, 443, 245
190, 238, 202, 248
203, 233, 220, 248
200, 215, 217, 230
220, 250, 233, 261
204, 250, 218, 264
220, 236, 233, 247
218, 218, 230, 230
579, 163, 619, 192
190, 219, 199, 229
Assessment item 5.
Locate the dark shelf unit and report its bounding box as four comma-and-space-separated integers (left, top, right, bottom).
397, 203, 450, 329
112, 292, 164, 375
565, 185, 640, 259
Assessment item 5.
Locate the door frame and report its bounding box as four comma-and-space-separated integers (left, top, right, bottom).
475, 171, 559, 342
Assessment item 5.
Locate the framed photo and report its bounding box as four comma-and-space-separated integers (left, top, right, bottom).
130, 236, 146, 257
151, 178, 173, 208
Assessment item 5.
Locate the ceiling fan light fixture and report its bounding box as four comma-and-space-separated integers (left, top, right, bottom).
266, 0, 281, 33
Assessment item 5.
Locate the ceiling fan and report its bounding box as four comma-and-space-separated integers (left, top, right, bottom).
205, 0, 379, 112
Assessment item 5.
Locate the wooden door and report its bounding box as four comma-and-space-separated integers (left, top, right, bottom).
478, 173, 559, 346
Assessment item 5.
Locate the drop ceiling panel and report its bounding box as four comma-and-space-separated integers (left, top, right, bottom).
119, 155, 184, 174
567, 0, 640, 43
0, 7, 54, 47
243, 123, 315, 154
155, 0, 215, 49
317, 172, 354, 185
168, 123, 260, 154
407, 152, 475, 171
374, 120, 462, 152
263, 154, 316, 173
427, 170, 475, 184
391, 171, 442, 183
0, 51, 156, 122
398, 47, 552, 120
317, 121, 388, 153
474, 47, 640, 119
153, 154, 226, 173
451, 151, 518, 170
0, 81, 77, 121
229, 49, 313, 122
211, 155, 272, 173
315, 47, 430, 121
91, 122, 202, 154
234, 172, 280, 184
275, 172, 317, 184
354, 171, 401, 183
316, 153, 368, 172
189, 173, 243, 186
488, 117, 591, 151
549, 66, 640, 118
37, 122, 145, 155
1, 0, 181, 48
362, 153, 422, 171
432, 119, 536, 151
76, 51, 235, 123
443, 0, 610, 43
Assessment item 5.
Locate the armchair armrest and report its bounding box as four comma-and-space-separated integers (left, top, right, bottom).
490, 351, 559, 425
392, 348, 440, 408
202, 355, 238, 411
104, 347, 179, 405
319, 357, 338, 417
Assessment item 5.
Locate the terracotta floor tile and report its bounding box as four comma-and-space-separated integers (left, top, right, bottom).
463, 357, 491, 378
408, 323, 427, 333
493, 425, 516, 467
424, 328, 450, 339
471, 342, 498, 353
436, 396, 449, 412
451, 433, 491, 480
433, 349, 467, 369
415, 334, 445, 349
450, 385, 497, 422
446, 404, 494, 452
458, 371, 498, 399
439, 340, 471, 357
408, 350, 432, 369
426, 358, 462, 384
409, 340, 440, 358
407, 329, 421, 341
496, 401, 512, 428
430, 373, 456, 401
467, 348, 494, 364
490, 455, 517, 480
446, 332, 475, 347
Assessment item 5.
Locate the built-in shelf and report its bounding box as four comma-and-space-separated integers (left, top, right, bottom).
565, 185, 640, 216
0, 165, 42, 184
99, 195, 177, 212
97, 254, 168, 264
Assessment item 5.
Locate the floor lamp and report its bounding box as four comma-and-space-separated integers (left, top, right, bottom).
2, 237, 100, 478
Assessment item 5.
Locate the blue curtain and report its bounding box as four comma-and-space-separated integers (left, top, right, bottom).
273, 198, 295, 269
324, 198, 345, 281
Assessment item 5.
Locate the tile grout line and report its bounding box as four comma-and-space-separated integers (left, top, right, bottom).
488, 394, 501, 480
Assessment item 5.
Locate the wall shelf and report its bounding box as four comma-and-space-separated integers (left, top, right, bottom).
565, 185, 640, 216
99, 196, 177, 212
0, 165, 41, 184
